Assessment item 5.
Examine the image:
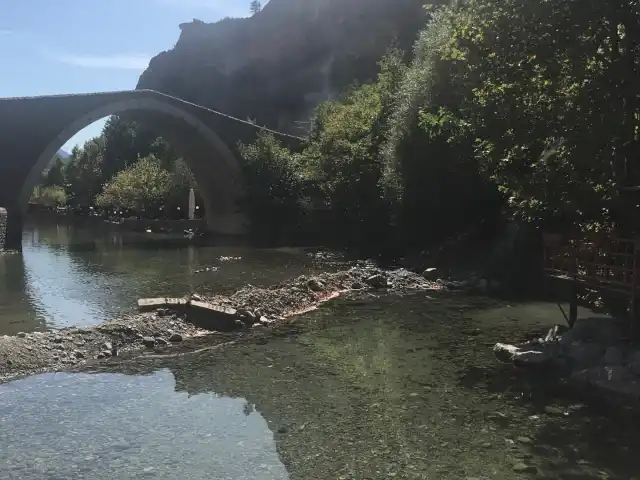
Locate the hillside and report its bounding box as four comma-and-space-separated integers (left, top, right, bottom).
137, 0, 429, 132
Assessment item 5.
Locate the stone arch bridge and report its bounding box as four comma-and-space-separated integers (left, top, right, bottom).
0, 89, 270, 250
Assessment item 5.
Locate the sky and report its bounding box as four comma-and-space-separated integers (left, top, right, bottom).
0, 0, 251, 151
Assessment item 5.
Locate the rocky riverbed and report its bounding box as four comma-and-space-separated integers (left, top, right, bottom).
0, 263, 441, 382
494, 316, 640, 399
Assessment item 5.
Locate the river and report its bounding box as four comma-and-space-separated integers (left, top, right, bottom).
1, 217, 639, 479
0, 218, 331, 335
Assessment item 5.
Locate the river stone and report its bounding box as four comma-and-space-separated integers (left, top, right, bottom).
351, 282, 365, 290
142, 337, 156, 348
603, 346, 624, 365
74, 350, 85, 358
628, 350, 640, 376
422, 268, 438, 280
568, 317, 624, 346
237, 309, 256, 320
102, 342, 113, 351
156, 337, 168, 346
366, 274, 388, 289
513, 463, 537, 474
566, 341, 603, 368
16, 332, 26, 338
543, 406, 566, 416
169, 333, 183, 342
307, 279, 325, 292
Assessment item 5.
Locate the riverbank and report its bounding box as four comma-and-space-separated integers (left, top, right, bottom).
0, 264, 441, 382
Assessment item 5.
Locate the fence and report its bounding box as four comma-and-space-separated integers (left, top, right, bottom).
542, 233, 640, 333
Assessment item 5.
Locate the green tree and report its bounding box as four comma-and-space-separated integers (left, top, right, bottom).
42, 156, 66, 187
441, 0, 640, 233
31, 186, 67, 209
250, 1, 262, 15
239, 132, 304, 240
63, 138, 105, 208
95, 155, 172, 214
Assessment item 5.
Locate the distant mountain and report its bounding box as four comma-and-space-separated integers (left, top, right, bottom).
57, 149, 69, 160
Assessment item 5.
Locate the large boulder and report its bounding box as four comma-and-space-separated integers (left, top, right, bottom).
565, 317, 625, 346
565, 341, 604, 369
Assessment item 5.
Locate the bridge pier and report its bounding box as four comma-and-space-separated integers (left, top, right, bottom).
0, 204, 22, 251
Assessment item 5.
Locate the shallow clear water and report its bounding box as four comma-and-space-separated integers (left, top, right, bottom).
0, 370, 287, 480
2, 295, 638, 479
0, 217, 327, 334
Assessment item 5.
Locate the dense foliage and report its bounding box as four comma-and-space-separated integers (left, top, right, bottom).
33, 117, 200, 217
95, 155, 172, 213
238, 0, 640, 247
35, 0, 640, 247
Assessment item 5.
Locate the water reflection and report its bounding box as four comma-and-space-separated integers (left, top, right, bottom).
76, 296, 640, 479
0, 370, 288, 480
0, 217, 327, 334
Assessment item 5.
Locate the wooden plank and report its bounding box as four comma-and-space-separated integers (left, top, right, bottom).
137, 297, 189, 312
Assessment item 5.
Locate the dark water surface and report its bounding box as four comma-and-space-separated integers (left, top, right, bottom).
0, 217, 329, 335
1, 218, 640, 479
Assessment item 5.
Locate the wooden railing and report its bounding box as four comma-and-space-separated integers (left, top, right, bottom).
542, 234, 640, 329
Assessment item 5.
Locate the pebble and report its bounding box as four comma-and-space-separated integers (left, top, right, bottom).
516, 436, 532, 444
512, 463, 537, 473
103, 342, 113, 351
142, 337, 156, 348
544, 406, 566, 416
168, 333, 183, 342
74, 350, 85, 358
17, 332, 26, 338
155, 337, 169, 346
52, 336, 63, 343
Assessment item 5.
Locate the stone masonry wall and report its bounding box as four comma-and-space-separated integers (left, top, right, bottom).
0, 207, 6, 250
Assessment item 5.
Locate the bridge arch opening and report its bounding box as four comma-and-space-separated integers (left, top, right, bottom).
2, 92, 248, 250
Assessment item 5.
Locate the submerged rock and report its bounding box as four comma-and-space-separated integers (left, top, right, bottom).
142, 337, 156, 348
169, 333, 183, 343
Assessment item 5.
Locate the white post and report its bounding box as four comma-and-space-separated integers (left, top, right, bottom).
188, 188, 196, 221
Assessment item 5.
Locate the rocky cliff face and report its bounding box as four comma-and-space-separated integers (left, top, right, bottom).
137, 0, 428, 132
